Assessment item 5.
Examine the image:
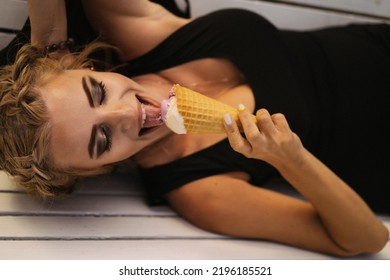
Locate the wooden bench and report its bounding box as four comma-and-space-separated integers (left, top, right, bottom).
1, 0, 389, 260
0, 0, 27, 50
1, 169, 389, 259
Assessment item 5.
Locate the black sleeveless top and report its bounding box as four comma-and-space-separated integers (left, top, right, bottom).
118, 10, 390, 214
118, 9, 312, 204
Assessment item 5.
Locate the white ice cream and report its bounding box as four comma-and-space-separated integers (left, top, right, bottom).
161, 96, 187, 134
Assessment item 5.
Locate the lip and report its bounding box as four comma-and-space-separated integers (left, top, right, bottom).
136, 94, 161, 108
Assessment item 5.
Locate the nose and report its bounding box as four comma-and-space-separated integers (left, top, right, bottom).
100, 103, 137, 133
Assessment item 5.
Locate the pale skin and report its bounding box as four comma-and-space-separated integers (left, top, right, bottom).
29, 0, 389, 256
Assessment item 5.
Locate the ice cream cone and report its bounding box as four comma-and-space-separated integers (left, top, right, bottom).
171, 84, 256, 134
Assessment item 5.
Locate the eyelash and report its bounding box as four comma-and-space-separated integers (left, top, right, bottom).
98, 81, 107, 104
101, 124, 112, 153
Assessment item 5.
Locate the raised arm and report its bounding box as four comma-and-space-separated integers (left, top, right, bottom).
28, 0, 67, 47
28, 0, 188, 60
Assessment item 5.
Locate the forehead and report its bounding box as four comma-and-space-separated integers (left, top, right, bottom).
40, 70, 93, 168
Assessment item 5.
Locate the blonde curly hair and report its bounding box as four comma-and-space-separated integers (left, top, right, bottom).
0, 43, 115, 198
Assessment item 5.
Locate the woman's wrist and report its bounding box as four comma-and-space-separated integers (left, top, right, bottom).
271, 147, 309, 175
44, 38, 75, 54
28, 0, 68, 47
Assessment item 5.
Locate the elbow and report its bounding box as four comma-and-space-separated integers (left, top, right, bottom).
363, 225, 389, 255
366, 225, 389, 254
337, 226, 389, 257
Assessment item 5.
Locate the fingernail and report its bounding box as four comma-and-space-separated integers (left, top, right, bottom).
224, 113, 232, 125
238, 104, 245, 112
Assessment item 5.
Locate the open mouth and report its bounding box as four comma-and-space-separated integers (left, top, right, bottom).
136, 95, 163, 136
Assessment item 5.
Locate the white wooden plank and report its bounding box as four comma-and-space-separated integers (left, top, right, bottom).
0, 0, 28, 30
0, 239, 389, 260
190, 0, 388, 31
0, 192, 174, 216
0, 214, 387, 243
0, 216, 223, 239
0, 171, 22, 192
278, 0, 390, 18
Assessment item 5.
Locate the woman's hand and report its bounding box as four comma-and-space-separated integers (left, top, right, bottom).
224, 105, 304, 168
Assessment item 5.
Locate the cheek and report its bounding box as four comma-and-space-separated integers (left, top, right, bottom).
112, 137, 139, 160
51, 125, 87, 154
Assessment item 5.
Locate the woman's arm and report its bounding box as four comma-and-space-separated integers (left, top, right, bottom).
222, 105, 389, 254
167, 174, 362, 256
28, 0, 67, 46
82, 0, 189, 60
28, 0, 188, 59
166, 105, 388, 257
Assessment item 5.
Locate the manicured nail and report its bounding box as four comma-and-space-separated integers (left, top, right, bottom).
238, 103, 245, 112
224, 113, 232, 125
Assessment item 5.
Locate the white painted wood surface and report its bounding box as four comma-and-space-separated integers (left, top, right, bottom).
278, 0, 390, 18
2, 240, 390, 260
190, 0, 389, 30
1, 0, 390, 260
0, 0, 27, 30
0, 0, 28, 49
1, 171, 389, 260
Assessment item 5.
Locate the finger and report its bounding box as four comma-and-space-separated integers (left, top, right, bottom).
271, 113, 290, 132
237, 104, 258, 132
237, 104, 266, 146
256, 108, 277, 136
224, 113, 252, 155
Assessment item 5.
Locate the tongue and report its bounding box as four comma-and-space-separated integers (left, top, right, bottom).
160, 99, 169, 121
143, 104, 163, 128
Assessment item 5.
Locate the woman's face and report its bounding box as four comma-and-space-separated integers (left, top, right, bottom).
40, 69, 170, 170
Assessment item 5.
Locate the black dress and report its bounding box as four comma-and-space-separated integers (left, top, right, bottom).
117, 9, 390, 214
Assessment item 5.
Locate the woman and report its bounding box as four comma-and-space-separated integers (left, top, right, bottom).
0, 0, 389, 256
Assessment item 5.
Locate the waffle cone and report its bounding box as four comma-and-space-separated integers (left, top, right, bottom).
173, 84, 256, 134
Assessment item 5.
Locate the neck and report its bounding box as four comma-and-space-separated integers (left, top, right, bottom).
133, 133, 184, 167
132, 74, 173, 101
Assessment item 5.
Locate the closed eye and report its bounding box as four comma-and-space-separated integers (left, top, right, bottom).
94, 124, 112, 159
98, 81, 107, 104
101, 124, 112, 153
89, 77, 107, 105
84, 75, 111, 159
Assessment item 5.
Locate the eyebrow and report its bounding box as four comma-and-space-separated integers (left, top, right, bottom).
83, 76, 96, 158
82, 76, 94, 108
88, 125, 97, 159
83, 75, 103, 159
